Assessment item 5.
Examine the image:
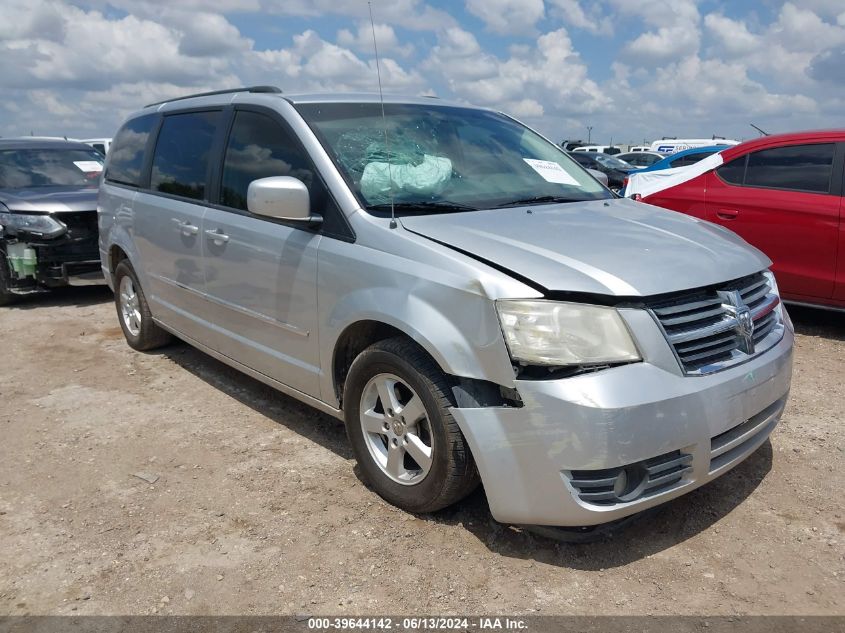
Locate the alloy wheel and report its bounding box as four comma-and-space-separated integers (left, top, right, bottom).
359, 372, 433, 485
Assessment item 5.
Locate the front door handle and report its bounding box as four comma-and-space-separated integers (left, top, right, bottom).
173, 219, 199, 236
205, 229, 230, 244
716, 208, 739, 220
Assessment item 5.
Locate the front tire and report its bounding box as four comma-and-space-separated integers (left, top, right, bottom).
344, 337, 479, 513
114, 260, 172, 351
0, 254, 17, 307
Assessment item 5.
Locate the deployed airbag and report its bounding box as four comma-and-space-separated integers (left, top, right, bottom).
361, 154, 453, 204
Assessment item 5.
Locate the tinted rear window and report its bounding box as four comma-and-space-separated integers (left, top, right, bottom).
744, 143, 834, 193
150, 111, 220, 200
106, 114, 157, 187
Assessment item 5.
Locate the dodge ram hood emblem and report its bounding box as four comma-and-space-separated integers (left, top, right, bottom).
719, 289, 755, 354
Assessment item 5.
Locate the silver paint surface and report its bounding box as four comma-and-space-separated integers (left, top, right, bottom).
99, 90, 793, 526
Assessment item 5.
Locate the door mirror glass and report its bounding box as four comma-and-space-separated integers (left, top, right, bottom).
247, 176, 314, 222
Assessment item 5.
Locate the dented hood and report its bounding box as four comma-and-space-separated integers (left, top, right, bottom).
0, 186, 99, 214
400, 197, 771, 297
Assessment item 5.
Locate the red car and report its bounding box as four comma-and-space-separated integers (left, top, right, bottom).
639, 130, 845, 311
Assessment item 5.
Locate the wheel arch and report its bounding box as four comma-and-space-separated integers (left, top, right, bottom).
109, 244, 129, 275
331, 319, 443, 408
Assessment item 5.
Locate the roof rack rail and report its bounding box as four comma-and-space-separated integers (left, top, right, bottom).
145, 85, 282, 108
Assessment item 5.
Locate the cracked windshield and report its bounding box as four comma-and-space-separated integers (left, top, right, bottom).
296, 102, 612, 214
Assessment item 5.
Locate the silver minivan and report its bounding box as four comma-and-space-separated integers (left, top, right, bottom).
99, 87, 793, 529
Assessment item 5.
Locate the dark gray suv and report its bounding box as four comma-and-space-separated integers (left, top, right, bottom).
0, 138, 104, 304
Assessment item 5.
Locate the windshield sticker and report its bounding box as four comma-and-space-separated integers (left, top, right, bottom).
73, 161, 103, 172
523, 159, 580, 185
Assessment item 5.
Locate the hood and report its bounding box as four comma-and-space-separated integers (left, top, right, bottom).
400, 198, 771, 297
0, 186, 99, 213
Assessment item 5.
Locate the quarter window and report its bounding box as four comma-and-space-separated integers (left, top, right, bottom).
220, 111, 316, 211
105, 114, 157, 187
150, 111, 220, 200
744, 143, 834, 193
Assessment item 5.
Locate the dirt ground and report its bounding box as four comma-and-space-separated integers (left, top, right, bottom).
0, 285, 842, 616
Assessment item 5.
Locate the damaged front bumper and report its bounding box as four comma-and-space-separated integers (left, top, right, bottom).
2, 210, 103, 293
451, 324, 794, 527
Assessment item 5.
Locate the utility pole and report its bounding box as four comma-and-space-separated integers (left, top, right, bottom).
586, 125, 593, 144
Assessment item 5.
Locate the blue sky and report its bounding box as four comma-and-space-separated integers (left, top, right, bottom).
2, 0, 844, 145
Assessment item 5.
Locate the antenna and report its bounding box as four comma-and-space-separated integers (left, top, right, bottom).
368, 1, 397, 229
750, 123, 770, 137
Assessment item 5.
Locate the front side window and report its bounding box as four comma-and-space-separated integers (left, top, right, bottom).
0, 148, 104, 189
716, 156, 746, 184
150, 111, 220, 200
106, 114, 157, 187
745, 143, 834, 193
295, 102, 610, 214
221, 111, 316, 211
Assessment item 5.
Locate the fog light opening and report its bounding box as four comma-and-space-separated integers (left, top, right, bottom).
615, 464, 648, 502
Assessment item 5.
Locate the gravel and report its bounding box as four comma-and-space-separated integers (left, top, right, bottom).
0, 286, 842, 615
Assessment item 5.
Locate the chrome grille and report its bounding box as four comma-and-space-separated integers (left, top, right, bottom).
649, 273, 783, 374
568, 450, 692, 506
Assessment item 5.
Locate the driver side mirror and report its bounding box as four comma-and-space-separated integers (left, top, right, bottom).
247, 176, 322, 225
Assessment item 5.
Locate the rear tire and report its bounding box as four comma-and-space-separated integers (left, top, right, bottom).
114, 260, 172, 351
344, 337, 480, 513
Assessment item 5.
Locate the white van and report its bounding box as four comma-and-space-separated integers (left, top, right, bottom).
80, 138, 112, 156
650, 138, 739, 155
573, 145, 621, 155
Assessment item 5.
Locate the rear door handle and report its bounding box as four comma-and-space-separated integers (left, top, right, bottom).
716, 208, 739, 220
205, 229, 230, 244
172, 219, 199, 236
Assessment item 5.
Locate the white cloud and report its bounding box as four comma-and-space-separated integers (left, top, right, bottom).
427, 27, 610, 122
466, 0, 545, 35
3, 0, 845, 146
703, 13, 759, 56
701, 3, 845, 90
337, 22, 413, 57
547, 0, 612, 36
0, 1, 242, 93
176, 12, 253, 57
615, 0, 701, 62
257, 0, 456, 31
809, 47, 845, 82
250, 30, 427, 94
421, 27, 498, 81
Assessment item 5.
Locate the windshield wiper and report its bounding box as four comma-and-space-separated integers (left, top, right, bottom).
495, 195, 580, 208
367, 201, 479, 213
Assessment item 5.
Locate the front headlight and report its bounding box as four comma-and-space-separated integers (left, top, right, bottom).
0, 212, 66, 238
496, 300, 641, 366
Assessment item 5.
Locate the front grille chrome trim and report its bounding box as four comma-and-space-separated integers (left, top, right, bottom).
665, 293, 779, 345
648, 273, 785, 375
